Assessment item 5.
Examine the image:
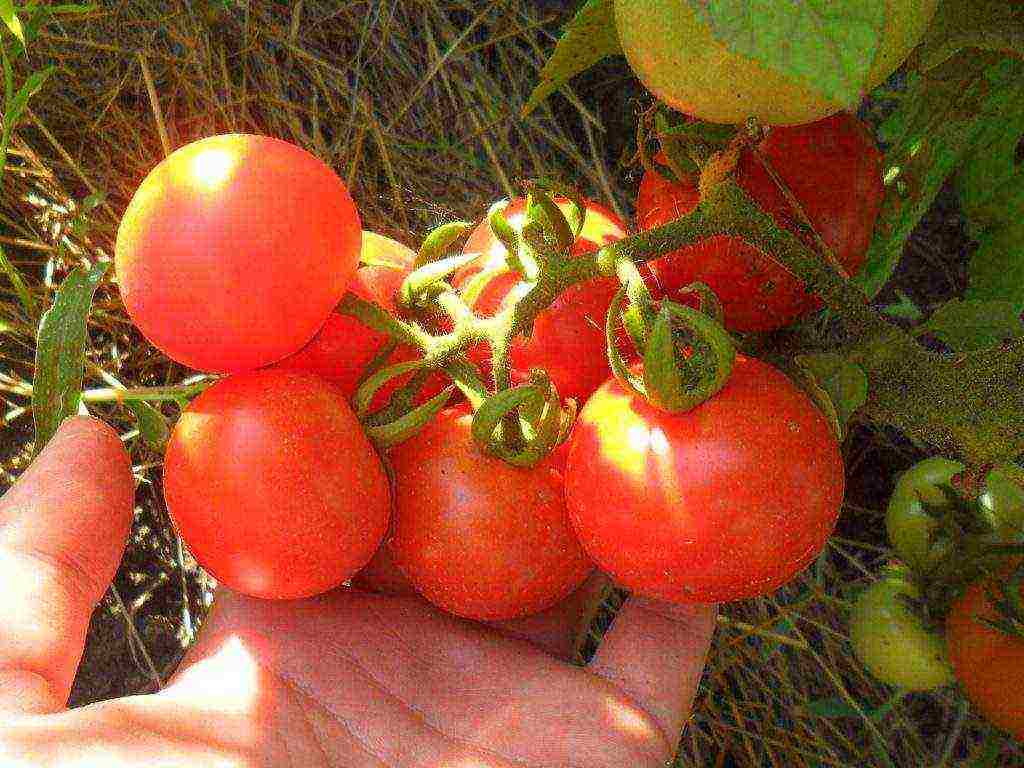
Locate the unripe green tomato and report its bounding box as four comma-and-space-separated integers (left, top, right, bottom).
850, 576, 955, 691
614, 0, 939, 126
886, 458, 1024, 573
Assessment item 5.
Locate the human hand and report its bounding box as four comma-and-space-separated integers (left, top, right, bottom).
0, 416, 715, 767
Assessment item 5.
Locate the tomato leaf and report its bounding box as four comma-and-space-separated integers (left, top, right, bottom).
32, 262, 108, 453
688, 0, 886, 109
0, 243, 37, 319
0, 0, 24, 44
914, 0, 1024, 73
522, 0, 620, 117
858, 55, 1024, 298
966, 223, 1024, 312
920, 299, 1024, 352
0, 65, 55, 182
795, 353, 868, 438
128, 401, 169, 450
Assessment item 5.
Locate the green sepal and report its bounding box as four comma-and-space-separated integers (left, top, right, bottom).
677, 281, 726, 326
352, 358, 425, 418
527, 188, 574, 253
604, 286, 647, 398
471, 384, 545, 451
400, 252, 478, 307
414, 220, 473, 269
365, 386, 454, 450
486, 200, 519, 262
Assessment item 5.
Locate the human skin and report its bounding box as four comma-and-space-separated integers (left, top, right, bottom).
0, 417, 716, 767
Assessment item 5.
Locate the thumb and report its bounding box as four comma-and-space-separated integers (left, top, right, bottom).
0, 417, 134, 715
588, 597, 716, 744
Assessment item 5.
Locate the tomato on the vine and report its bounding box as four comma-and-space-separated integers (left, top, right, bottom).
886, 458, 1024, 574
273, 231, 446, 410
947, 573, 1024, 739
850, 575, 955, 691
615, 0, 939, 126
163, 370, 390, 600
453, 197, 629, 403
565, 355, 845, 603
637, 114, 883, 332
116, 134, 362, 372
387, 407, 593, 620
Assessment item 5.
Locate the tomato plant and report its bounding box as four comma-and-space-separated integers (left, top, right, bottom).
850, 574, 955, 691
887, 458, 1024, 574
273, 231, 446, 410
453, 197, 629, 402
946, 573, 1024, 739
637, 115, 883, 332
614, 0, 939, 126
163, 370, 390, 600
564, 355, 844, 603
115, 134, 362, 372
387, 407, 593, 620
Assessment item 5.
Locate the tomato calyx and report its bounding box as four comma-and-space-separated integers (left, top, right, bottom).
980, 566, 1024, 639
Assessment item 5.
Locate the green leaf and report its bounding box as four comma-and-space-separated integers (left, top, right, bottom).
0, 65, 55, 181
128, 401, 169, 450
796, 353, 868, 437
920, 299, 1024, 352
690, 0, 887, 108
32, 262, 107, 453
966, 224, 1024, 312
0, 0, 24, 44
914, 0, 1024, 72
0, 243, 37, 318
805, 697, 861, 719
857, 56, 1024, 297
880, 290, 923, 321
522, 0, 620, 117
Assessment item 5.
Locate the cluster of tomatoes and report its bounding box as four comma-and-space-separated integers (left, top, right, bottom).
113, 117, 882, 626
851, 458, 1024, 739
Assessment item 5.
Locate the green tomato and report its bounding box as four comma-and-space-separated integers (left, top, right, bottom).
886, 458, 1024, 573
850, 576, 955, 691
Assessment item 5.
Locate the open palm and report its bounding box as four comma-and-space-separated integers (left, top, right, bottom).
0, 418, 714, 767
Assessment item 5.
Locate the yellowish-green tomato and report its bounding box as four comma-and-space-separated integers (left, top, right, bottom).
850, 576, 955, 691
886, 458, 1024, 574
614, 0, 939, 126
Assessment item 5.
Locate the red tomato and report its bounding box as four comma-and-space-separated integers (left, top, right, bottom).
637, 115, 883, 332
387, 408, 593, 620
163, 370, 390, 600
454, 197, 628, 403
116, 134, 361, 372
565, 356, 845, 602
273, 232, 446, 410
946, 574, 1024, 739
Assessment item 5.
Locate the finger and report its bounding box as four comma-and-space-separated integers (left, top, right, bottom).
487, 571, 610, 660
0, 417, 134, 714
588, 597, 716, 741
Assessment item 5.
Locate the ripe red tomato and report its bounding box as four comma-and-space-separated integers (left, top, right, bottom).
454, 197, 628, 402
637, 115, 883, 332
565, 356, 845, 602
163, 370, 390, 600
116, 134, 361, 372
387, 408, 593, 620
946, 573, 1024, 740
273, 232, 445, 410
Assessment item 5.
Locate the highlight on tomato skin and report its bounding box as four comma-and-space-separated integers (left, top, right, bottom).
115, 133, 362, 373
564, 355, 845, 603
637, 114, 884, 332
452, 196, 632, 403
386, 407, 594, 621
162, 370, 391, 601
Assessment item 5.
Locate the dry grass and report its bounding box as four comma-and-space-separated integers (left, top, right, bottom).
1, 1, 1022, 766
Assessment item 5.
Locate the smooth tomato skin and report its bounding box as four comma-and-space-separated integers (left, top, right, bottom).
565, 356, 845, 602
456, 197, 629, 402
850, 576, 955, 691
947, 575, 1024, 739
272, 232, 445, 410
638, 115, 883, 332
163, 370, 390, 600
116, 134, 361, 372
387, 408, 594, 620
